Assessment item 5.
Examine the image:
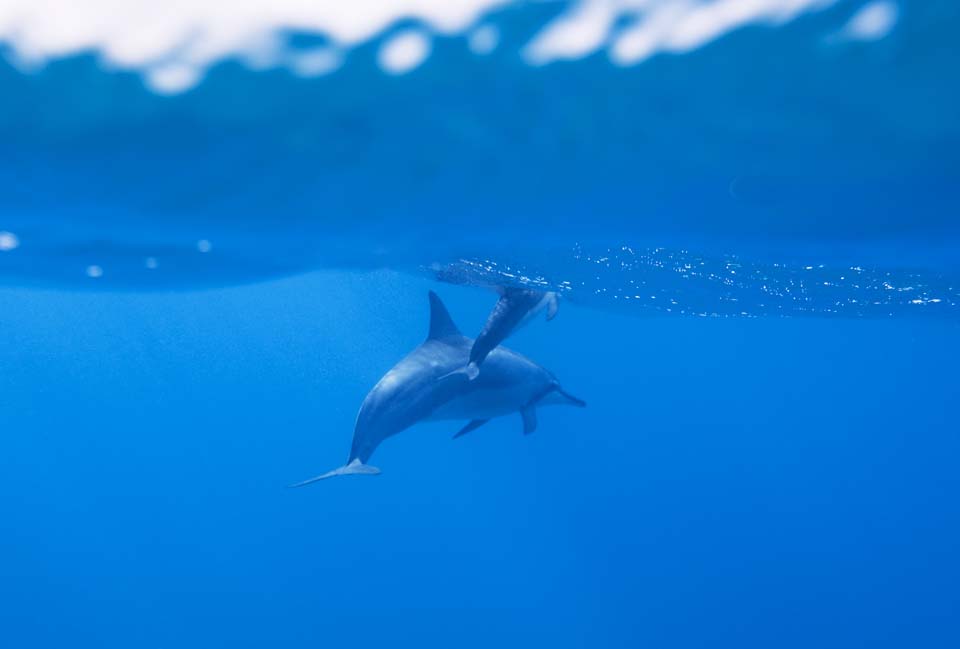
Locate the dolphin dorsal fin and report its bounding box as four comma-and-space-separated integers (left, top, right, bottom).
427, 291, 462, 340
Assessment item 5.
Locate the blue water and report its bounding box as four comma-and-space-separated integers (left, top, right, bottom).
2, 1, 959, 647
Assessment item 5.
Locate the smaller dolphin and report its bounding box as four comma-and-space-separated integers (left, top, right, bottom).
454, 288, 558, 380
289, 291, 582, 486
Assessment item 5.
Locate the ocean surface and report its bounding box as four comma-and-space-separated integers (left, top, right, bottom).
1, 1, 958, 647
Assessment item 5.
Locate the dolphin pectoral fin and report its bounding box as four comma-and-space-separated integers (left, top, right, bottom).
453, 419, 489, 439
287, 458, 381, 487
521, 406, 538, 435
545, 293, 559, 321
555, 387, 586, 408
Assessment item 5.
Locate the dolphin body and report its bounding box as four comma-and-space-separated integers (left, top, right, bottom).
447, 288, 559, 380
290, 291, 583, 486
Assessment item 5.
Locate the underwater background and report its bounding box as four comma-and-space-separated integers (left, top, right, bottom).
1, 1, 958, 647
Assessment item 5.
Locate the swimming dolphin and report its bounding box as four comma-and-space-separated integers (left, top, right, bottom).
454, 288, 558, 380
289, 291, 583, 486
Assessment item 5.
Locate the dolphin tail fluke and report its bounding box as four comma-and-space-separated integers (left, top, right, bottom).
287, 458, 381, 487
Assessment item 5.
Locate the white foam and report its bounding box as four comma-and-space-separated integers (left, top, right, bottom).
524, 0, 621, 64
840, 1, 898, 42
146, 62, 203, 94
610, 2, 693, 65
378, 29, 431, 74
0, 0, 506, 88
288, 47, 343, 77
0, 0, 855, 92
468, 24, 499, 55
0, 231, 19, 251
607, 0, 839, 66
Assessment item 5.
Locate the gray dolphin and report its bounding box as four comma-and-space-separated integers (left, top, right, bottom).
468, 288, 558, 376
289, 291, 583, 486
447, 288, 559, 380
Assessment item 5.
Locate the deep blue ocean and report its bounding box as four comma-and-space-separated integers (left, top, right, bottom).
1, 1, 958, 647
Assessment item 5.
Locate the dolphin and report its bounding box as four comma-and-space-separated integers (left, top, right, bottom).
453, 288, 559, 380
289, 291, 584, 486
